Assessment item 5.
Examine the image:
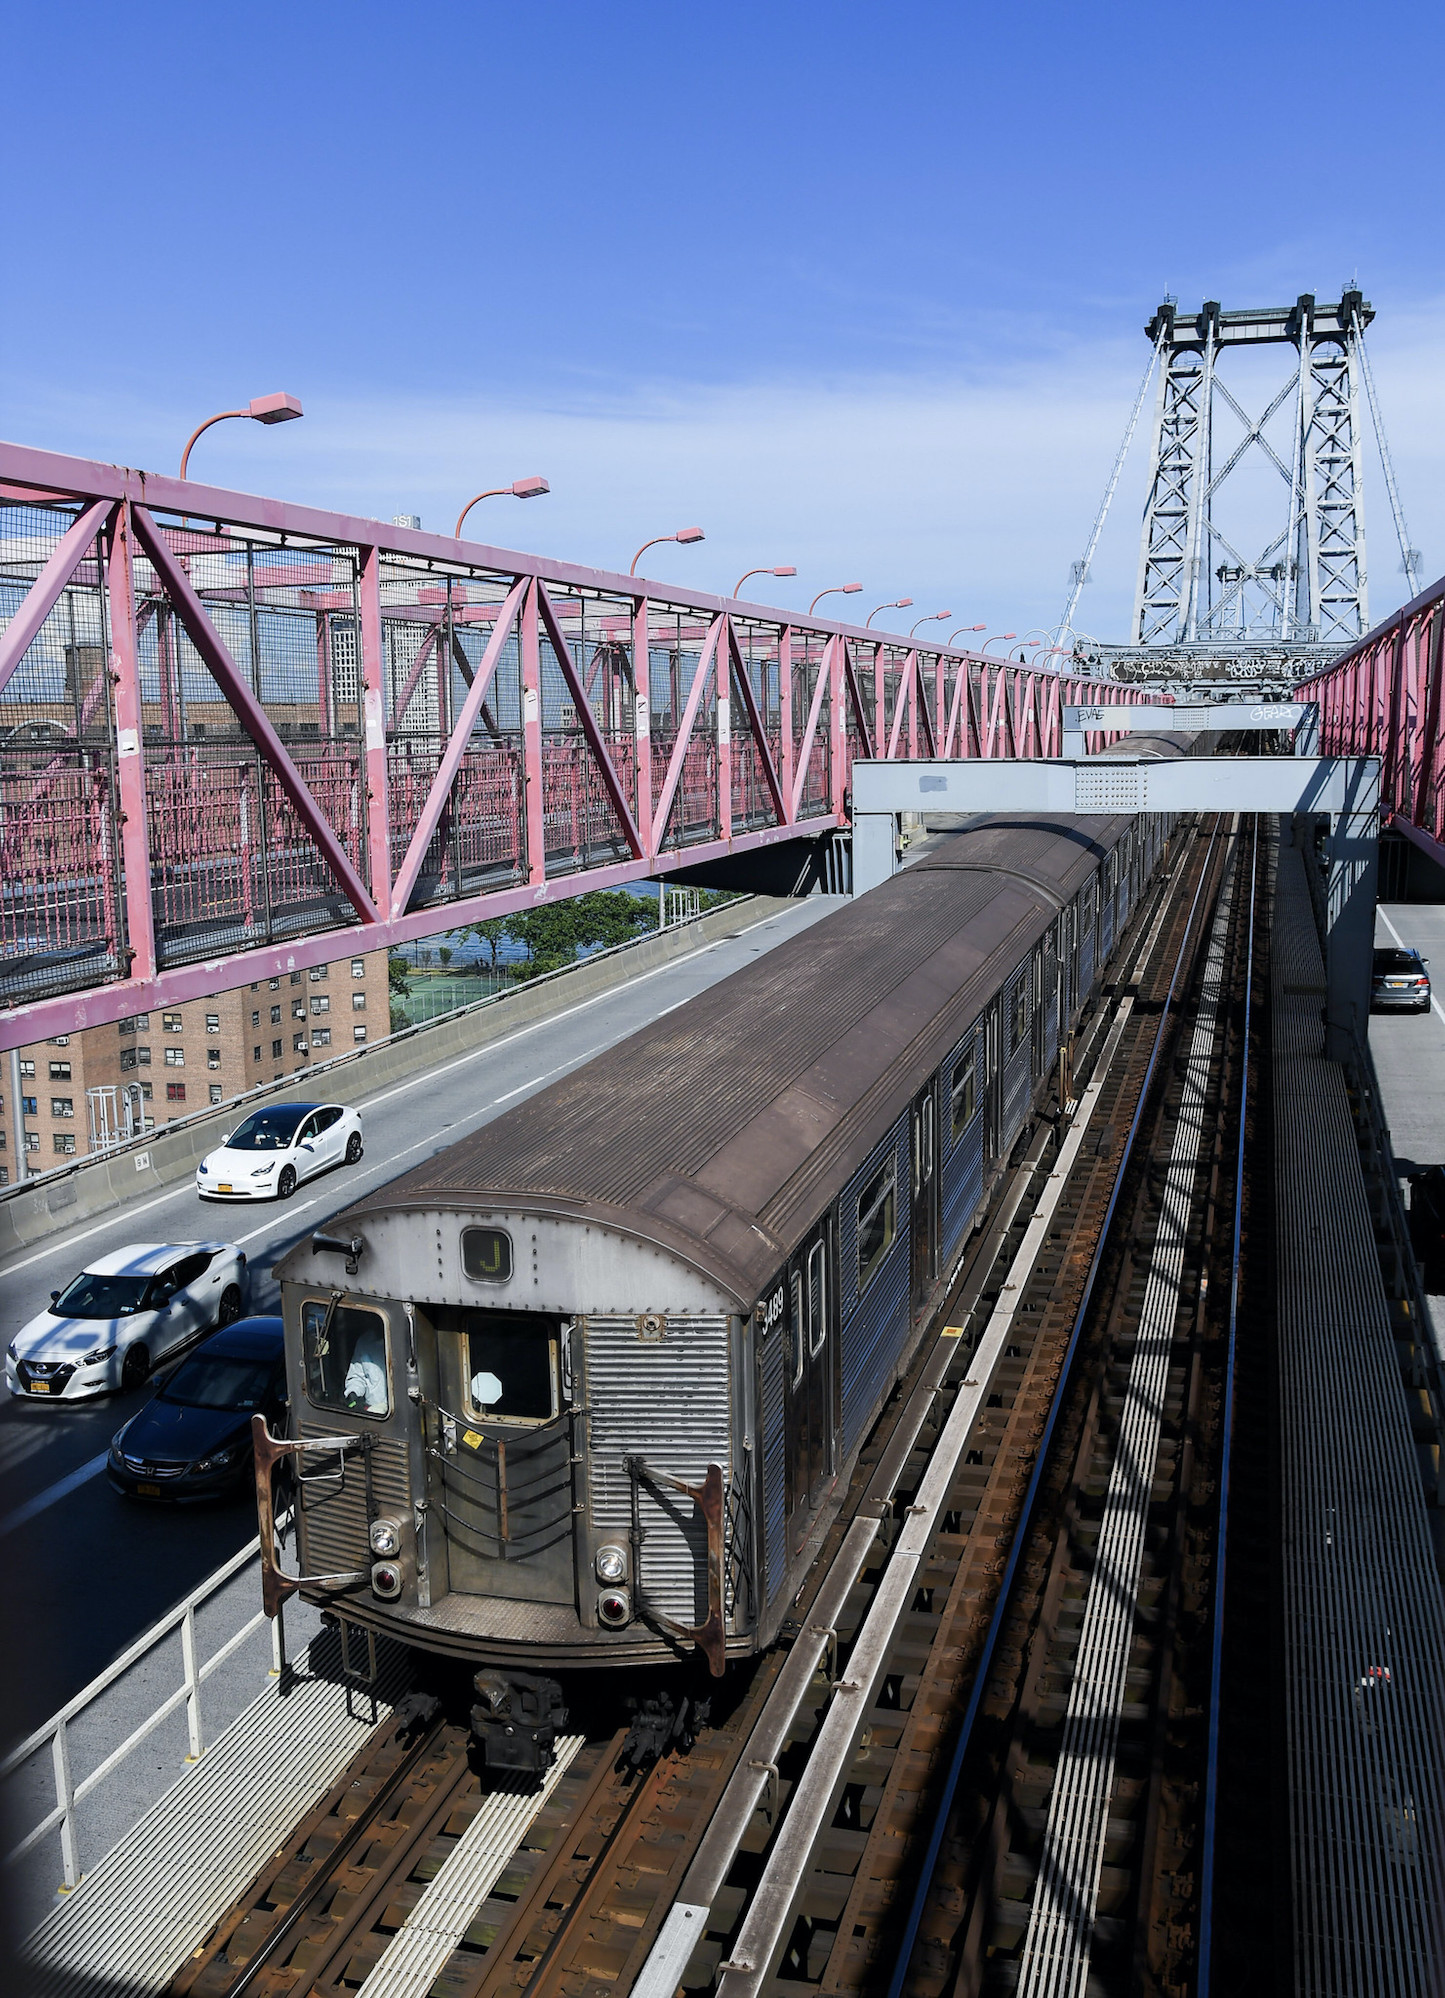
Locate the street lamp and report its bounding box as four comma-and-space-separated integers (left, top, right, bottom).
980, 632, 1018, 655
455, 476, 550, 538
630, 527, 705, 577
909, 610, 952, 639
1012, 639, 1043, 661
809, 583, 863, 615
178, 393, 304, 479
733, 565, 797, 597
866, 597, 913, 629
946, 623, 988, 646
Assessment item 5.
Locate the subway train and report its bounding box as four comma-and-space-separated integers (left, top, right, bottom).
257, 740, 1191, 1770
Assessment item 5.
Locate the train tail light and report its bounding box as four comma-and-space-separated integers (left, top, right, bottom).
597, 1588, 631, 1628
371, 1560, 403, 1599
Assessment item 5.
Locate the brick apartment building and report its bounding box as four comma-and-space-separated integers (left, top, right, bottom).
2, 948, 391, 1183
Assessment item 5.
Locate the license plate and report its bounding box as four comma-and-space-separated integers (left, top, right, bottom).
218, 1183, 233, 1193
136, 1482, 161, 1497
28, 1381, 54, 1394
1387, 979, 1407, 988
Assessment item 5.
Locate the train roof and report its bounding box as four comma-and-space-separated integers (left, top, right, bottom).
332, 806, 1154, 1309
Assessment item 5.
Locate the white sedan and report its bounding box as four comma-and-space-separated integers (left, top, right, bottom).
6, 1241, 250, 1400
196, 1101, 364, 1202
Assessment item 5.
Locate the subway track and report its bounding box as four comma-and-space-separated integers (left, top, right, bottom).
172, 818, 1244, 1998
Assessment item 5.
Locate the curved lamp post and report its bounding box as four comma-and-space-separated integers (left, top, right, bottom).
455, 476, 550, 538
866, 597, 913, 629
808, 583, 863, 615
909, 610, 952, 639
733, 564, 797, 597
179, 393, 304, 479
980, 632, 1018, 655
946, 623, 988, 647
630, 527, 705, 577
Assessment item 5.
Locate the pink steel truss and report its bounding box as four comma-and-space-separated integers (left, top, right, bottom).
1298, 570, 1445, 867
0, 441, 1137, 1047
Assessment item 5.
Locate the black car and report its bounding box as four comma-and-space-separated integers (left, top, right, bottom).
1372, 945, 1432, 1012
107, 1316, 285, 1502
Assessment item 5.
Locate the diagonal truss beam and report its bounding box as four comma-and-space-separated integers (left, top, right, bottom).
536, 582, 644, 856
132, 507, 380, 924
652, 614, 723, 851
0, 499, 113, 699
389, 575, 529, 916
842, 642, 875, 760
790, 637, 835, 820
725, 619, 787, 826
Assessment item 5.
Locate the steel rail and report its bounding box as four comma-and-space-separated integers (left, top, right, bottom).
1197, 818, 1258, 1991
882, 818, 1224, 1998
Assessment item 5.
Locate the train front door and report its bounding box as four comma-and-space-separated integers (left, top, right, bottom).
911, 1087, 938, 1313
786, 1218, 835, 1547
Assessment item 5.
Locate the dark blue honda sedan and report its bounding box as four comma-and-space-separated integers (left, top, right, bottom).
107, 1315, 286, 1501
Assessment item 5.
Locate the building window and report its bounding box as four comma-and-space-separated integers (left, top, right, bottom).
268, 978, 280, 992
50, 1097, 74, 1118
138, 1081, 152, 1101
309, 965, 328, 982
21, 1095, 37, 1116
0, 1128, 5, 1147
313, 1027, 332, 1048
209, 1084, 223, 1104
351, 958, 365, 978
251, 1010, 261, 1028
205, 1048, 220, 1070
50, 1036, 70, 1046
164, 1047, 185, 1068
120, 1048, 136, 1072
353, 1025, 367, 1043
310, 995, 329, 1015
250, 982, 259, 992
163, 1011, 183, 1033
293, 1035, 309, 1055
292, 1001, 306, 1020
167, 1082, 186, 1102
253, 1046, 262, 1062
24, 1131, 40, 1152
291, 970, 303, 985
138, 1045, 151, 1066
352, 992, 366, 1012
53, 1133, 77, 1155
19, 1060, 35, 1078
205, 1014, 220, 1034
118, 1013, 149, 1034
270, 1005, 282, 1025
0, 1167, 8, 1185
49, 1061, 71, 1079
271, 1038, 283, 1059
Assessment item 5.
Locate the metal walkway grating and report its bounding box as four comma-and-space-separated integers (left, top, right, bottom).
20, 1637, 409, 1998
1272, 833, 1445, 1995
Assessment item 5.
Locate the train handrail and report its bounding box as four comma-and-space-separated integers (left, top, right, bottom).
0, 1531, 289, 1891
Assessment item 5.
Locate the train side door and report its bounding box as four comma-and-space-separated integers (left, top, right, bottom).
785, 1217, 835, 1545
910, 1086, 938, 1313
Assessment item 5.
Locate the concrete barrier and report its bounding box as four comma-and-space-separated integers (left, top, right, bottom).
0, 897, 795, 1264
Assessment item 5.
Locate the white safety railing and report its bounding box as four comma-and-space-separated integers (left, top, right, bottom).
1, 1533, 288, 1890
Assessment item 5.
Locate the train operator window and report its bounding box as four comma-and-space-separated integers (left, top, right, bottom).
1009, 981, 1027, 1054
444, 1309, 558, 1425
302, 1301, 391, 1417
857, 1158, 896, 1295
950, 1049, 977, 1140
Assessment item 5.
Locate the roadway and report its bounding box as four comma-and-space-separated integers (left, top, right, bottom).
0, 897, 842, 1745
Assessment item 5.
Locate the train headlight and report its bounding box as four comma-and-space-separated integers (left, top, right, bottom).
597, 1588, 631, 1628
595, 1544, 627, 1584
371, 1560, 403, 1599
370, 1517, 402, 1558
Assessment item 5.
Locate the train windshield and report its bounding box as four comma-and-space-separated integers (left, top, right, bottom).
440, 1308, 558, 1424
301, 1300, 390, 1416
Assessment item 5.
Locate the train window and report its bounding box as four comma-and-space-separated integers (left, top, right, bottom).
1010, 981, 1027, 1053
303, 1300, 390, 1417
453, 1310, 557, 1424
807, 1243, 827, 1357
857, 1159, 896, 1294
950, 1051, 977, 1139
462, 1226, 514, 1284
790, 1272, 805, 1386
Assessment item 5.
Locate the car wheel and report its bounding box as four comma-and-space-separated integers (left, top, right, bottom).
121, 1343, 151, 1391
277, 1165, 298, 1200
345, 1132, 363, 1164
217, 1284, 243, 1327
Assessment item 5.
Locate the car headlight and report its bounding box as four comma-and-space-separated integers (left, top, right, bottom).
251, 1164, 276, 1177
82, 1344, 117, 1366
198, 1162, 208, 1174
193, 1443, 244, 1473
6, 1342, 15, 1362
595, 1544, 628, 1584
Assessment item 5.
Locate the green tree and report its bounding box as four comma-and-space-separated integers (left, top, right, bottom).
469, 917, 510, 974
388, 952, 410, 994
438, 945, 453, 967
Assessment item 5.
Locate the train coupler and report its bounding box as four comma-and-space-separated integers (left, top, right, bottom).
470, 1668, 568, 1775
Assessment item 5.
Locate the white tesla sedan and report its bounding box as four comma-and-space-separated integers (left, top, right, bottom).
6, 1241, 250, 1399
196, 1101, 364, 1202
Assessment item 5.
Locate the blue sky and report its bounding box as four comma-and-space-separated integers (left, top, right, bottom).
7, 0, 1444, 639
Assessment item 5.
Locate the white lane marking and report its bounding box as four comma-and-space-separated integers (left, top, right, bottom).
0, 1449, 110, 1538
1377, 908, 1445, 1030
0, 918, 794, 1287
